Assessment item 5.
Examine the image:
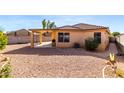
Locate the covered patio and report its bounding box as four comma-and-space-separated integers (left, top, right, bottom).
28, 29, 56, 48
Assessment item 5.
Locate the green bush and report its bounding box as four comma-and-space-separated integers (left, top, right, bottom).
85, 38, 99, 51
0, 57, 12, 78
0, 31, 8, 50
0, 31, 11, 78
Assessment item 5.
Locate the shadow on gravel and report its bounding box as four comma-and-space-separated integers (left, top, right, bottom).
3, 45, 110, 60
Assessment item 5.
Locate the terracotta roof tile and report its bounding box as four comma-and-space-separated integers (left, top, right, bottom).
58, 23, 108, 30
58, 25, 81, 29
73, 23, 108, 29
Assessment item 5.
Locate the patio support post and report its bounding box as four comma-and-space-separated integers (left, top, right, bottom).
51, 31, 56, 40
30, 31, 34, 48
39, 32, 42, 45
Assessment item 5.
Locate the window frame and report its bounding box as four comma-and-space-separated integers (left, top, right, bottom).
58, 33, 64, 42
58, 32, 70, 43
94, 32, 101, 44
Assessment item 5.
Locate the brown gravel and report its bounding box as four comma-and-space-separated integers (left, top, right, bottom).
2, 43, 118, 78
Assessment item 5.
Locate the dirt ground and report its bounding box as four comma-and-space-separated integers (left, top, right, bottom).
2, 43, 121, 78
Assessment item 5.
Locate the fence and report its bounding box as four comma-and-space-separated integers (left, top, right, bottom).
7, 32, 51, 44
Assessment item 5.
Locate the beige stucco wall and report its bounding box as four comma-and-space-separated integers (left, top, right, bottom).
55, 29, 109, 51
116, 35, 124, 45
7, 34, 51, 44
116, 35, 124, 52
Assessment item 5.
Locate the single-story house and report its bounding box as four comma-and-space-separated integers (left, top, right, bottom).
29, 23, 110, 51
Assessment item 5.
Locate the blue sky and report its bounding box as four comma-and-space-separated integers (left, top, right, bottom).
0, 15, 123, 33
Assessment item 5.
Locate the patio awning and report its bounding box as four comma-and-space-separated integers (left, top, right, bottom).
29, 29, 56, 48
29, 29, 58, 33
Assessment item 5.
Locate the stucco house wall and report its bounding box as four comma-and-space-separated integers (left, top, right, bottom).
29, 23, 110, 51
55, 29, 109, 51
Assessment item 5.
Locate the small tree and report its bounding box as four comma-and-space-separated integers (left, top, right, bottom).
112, 32, 120, 37
0, 31, 8, 51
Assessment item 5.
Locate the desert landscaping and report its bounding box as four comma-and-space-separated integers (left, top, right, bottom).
2, 43, 123, 78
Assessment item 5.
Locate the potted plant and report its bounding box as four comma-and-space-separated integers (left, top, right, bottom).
52, 39, 56, 47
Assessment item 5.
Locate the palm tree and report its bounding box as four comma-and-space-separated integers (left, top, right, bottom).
49, 22, 56, 29
42, 19, 47, 29
42, 19, 56, 29
47, 20, 50, 29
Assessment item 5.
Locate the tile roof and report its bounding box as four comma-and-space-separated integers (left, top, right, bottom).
58, 23, 108, 30
58, 25, 81, 30
29, 23, 110, 34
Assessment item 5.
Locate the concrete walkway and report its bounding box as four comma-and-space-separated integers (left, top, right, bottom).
107, 43, 118, 54
35, 41, 52, 48
85, 43, 118, 59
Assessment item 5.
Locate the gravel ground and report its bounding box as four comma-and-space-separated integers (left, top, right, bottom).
2, 43, 118, 78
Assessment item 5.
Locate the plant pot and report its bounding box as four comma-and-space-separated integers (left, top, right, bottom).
52, 42, 56, 47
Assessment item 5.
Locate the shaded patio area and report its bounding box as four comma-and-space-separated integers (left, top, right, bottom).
4, 43, 118, 59
35, 41, 52, 48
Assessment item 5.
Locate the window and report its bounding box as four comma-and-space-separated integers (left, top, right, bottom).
94, 32, 101, 43
58, 33, 64, 42
64, 33, 70, 42
58, 32, 70, 42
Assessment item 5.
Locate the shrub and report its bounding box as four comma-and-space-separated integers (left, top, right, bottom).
0, 57, 12, 78
73, 43, 80, 48
85, 38, 99, 51
0, 31, 8, 50
0, 31, 11, 78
